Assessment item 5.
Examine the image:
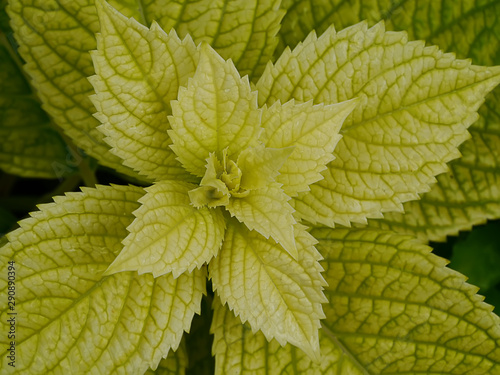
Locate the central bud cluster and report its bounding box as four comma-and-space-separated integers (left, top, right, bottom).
189, 148, 249, 208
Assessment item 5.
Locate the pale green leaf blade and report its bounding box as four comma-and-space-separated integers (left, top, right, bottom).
145, 340, 188, 375
237, 144, 294, 190
226, 182, 297, 258
335, 0, 500, 242
350, 0, 500, 65
278, 0, 500, 59
279, 0, 481, 54
90, 0, 199, 182
209, 220, 326, 361
312, 226, 500, 374
0, 41, 69, 178
261, 98, 357, 196
141, 0, 284, 80
169, 44, 262, 177
258, 22, 500, 227
211, 295, 365, 374
6, 0, 145, 180
280, 1, 500, 242
371, 105, 500, 241
0, 184, 205, 374
277, 0, 392, 55
106, 180, 226, 278
370, 89, 500, 242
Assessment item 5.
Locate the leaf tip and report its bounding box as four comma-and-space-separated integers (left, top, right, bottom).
94, 0, 112, 20
102, 254, 135, 277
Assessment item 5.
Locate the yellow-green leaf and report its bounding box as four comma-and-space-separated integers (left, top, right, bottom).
5, 0, 146, 179
106, 181, 226, 278
372, 95, 500, 241
257, 21, 500, 227
169, 43, 262, 177
90, 0, 198, 182
0, 184, 205, 374
145, 340, 188, 375
5, 0, 282, 179
312, 227, 500, 374
323, 0, 500, 242
237, 144, 294, 191
279, 0, 500, 243
277, 0, 392, 55
0, 41, 69, 178
226, 182, 297, 258
382, 0, 500, 242
211, 297, 365, 374
140, 0, 285, 80
260, 98, 357, 196
209, 220, 326, 361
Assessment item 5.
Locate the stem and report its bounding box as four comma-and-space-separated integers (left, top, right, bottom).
60, 134, 98, 188
78, 158, 98, 187
41, 174, 82, 201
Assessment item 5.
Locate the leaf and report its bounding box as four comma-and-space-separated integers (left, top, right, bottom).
350, 0, 500, 242
279, 0, 500, 63
367, 0, 500, 66
277, 0, 394, 56
5, 0, 146, 180
280, 0, 500, 243
209, 220, 326, 361
140, 0, 285, 80
145, 340, 188, 375
0, 40, 69, 178
226, 182, 297, 258
312, 226, 500, 374
189, 153, 231, 209
257, 21, 500, 227
169, 44, 262, 177
90, 0, 199, 182
237, 144, 294, 191
211, 296, 366, 374
6, 0, 282, 179
106, 181, 226, 278
0, 184, 206, 374
260, 98, 357, 196
372, 92, 500, 241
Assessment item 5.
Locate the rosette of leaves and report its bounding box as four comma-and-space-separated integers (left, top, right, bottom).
2, 0, 500, 374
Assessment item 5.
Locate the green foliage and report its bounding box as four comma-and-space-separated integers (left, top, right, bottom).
295, 0, 500, 241
257, 20, 500, 227
0, 28, 69, 178
1, 0, 500, 374
449, 220, 500, 309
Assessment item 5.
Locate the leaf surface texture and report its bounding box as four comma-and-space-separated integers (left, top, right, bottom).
258, 21, 500, 227
209, 220, 326, 361
0, 185, 205, 374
